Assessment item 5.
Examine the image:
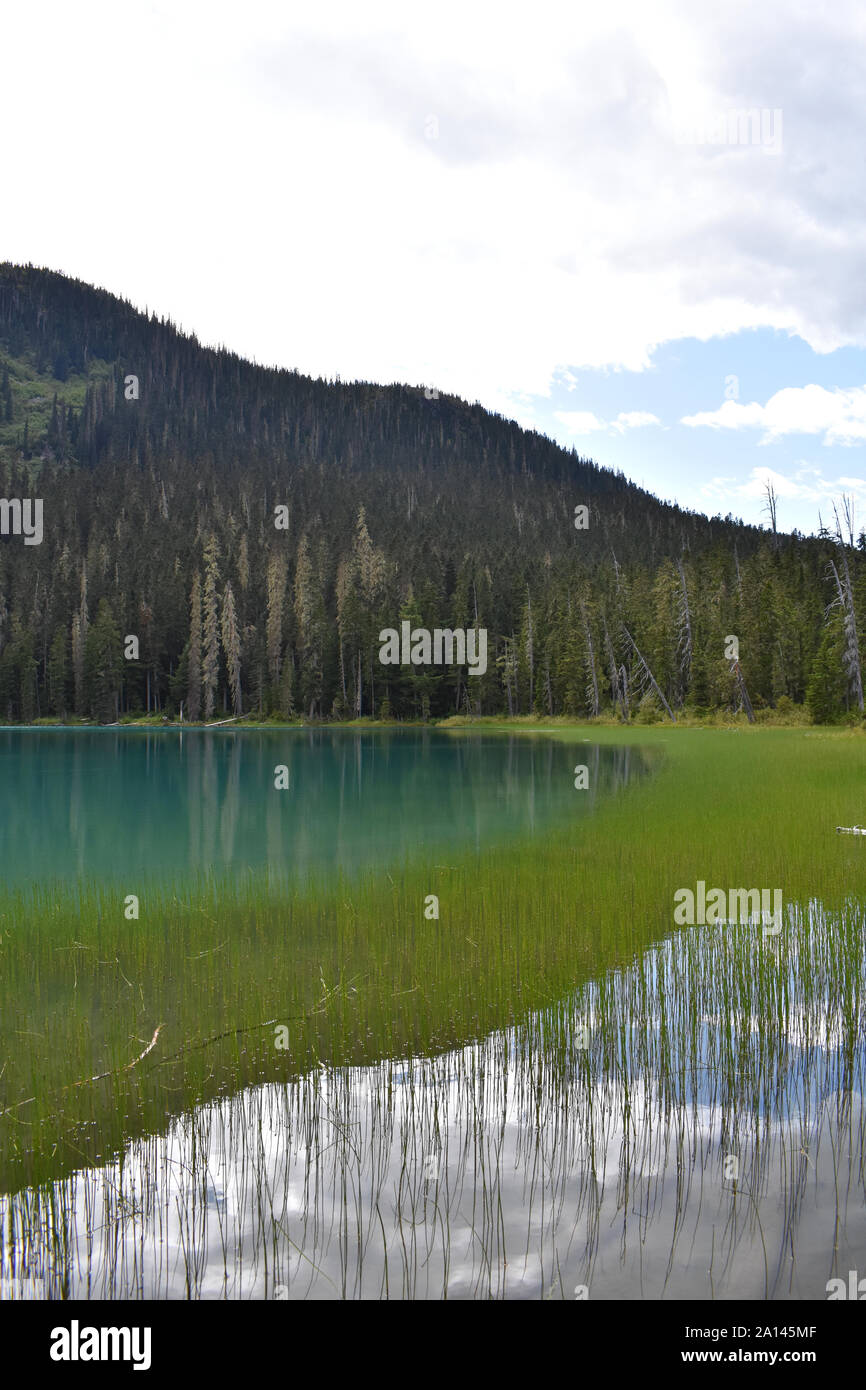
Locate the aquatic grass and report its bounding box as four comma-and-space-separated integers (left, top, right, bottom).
2, 726, 866, 1183
1, 725, 865, 1297
1, 897, 862, 1300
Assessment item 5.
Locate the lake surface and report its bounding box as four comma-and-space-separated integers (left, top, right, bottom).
1, 728, 862, 1303
0, 727, 654, 889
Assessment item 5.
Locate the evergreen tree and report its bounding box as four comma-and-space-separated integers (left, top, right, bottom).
71, 614, 85, 715
294, 535, 328, 718
187, 570, 202, 721
84, 599, 122, 722
807, 620, 847, 722
202, 538, 220, 721
48, 624, 69, 716
221, 581, 242, 715
1, 361, 11, 422
278, 648, 295, 719
266, 551, 287, 701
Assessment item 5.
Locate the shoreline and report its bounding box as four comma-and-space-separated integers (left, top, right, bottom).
0, 712, 852, 733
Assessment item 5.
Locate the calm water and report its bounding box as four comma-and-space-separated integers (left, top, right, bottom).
0, 727, 652, 889
2, 730, 861, 1302
4, 907, 863, 1301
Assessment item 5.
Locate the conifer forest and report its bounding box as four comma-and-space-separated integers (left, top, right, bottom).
1, 265, 862, 728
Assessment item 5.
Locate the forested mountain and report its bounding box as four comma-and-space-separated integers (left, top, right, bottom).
0, 262, 862, 724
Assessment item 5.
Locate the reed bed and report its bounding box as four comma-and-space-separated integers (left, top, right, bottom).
1, 726, 865, 1297
1, 898, 863, 1299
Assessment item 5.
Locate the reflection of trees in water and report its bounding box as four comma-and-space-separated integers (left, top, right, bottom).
0, 730, 662, 888
178, 732, 661, 879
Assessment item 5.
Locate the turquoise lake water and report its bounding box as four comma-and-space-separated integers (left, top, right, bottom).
0, 727, 653, 889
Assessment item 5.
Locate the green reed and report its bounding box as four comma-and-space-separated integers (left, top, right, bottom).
1, 725, 865, 1230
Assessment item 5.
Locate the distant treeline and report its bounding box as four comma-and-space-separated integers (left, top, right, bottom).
0, 263, 863, 724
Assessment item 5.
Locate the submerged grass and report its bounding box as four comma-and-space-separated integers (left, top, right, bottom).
2, 900, 863, 1299
1, 725, 865, 1297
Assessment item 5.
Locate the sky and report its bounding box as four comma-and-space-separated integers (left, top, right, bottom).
3, 0, 865, 535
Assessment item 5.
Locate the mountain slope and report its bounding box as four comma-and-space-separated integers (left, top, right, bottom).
0, 263, 858, 723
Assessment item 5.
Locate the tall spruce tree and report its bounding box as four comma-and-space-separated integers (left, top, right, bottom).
221, 581, 242, 715
202, 538, 220, 721
187, 571, 202, 721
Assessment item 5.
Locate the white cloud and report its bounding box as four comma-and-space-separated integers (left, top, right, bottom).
1, 0, 865, 418
555, 409, 661, 435
702, 464, 866, 508
555, 368, 580, 393
682, 385, 866, 445
554, 411, 606, 432
610, 411, 662, 433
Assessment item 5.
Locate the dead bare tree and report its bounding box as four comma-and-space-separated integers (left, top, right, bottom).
498, 636, 516, 716
582, 602, 600, 716
611, 550, 622, 593
676, 558, 693, 700
730, 659, 755, 722
828, 501, 864, 712
603, 616, 621, 716
619, 663, 630, 721
622, 625, 676, 722
763, 478, 778, 542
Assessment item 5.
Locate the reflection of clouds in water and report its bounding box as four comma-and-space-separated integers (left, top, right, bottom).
3, 902, 863, 1302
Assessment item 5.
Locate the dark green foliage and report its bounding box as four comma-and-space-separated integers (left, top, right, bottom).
84, 598, 122, 722
806, 619, 847, 723
0, 263, 861, 723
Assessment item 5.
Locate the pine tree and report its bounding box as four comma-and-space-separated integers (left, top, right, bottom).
516, 588, 535, 714
84, 599, 122, 722
278, 649, 295, 719
806, 620, 846, 722
293, 535, 328, 718
72, 567, 89, 715
187, 570, 202, 721
351, 508, 386, 716
397, 585, 433, 719
581, 601, 600, 717
0, 620, 37, 722
237, 534, 250, 593
266, 551, 287, 693
202, 538, 220, 720
71, 614, 85, 715
336, 552, 363, 716
221, 581, 242, 715
48, 625, 68, 715
1, 362, 12, 422
20, 628, 36, 722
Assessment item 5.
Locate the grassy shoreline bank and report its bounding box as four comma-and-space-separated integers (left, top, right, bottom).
0, 707, 849, 733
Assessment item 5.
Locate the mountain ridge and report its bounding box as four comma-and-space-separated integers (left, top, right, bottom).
0, 263, 857, 724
